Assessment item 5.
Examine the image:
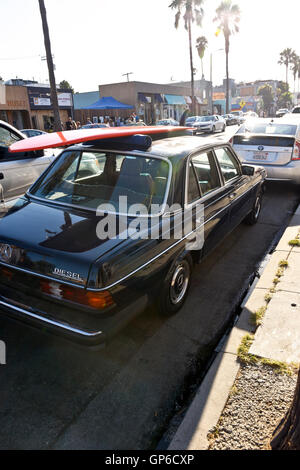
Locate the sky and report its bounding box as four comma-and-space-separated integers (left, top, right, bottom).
0, 0, 299, 93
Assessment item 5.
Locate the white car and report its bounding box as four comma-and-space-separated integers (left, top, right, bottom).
231, 118, 300, 184
231, 111, 246, 124
0, 120, 58, 206
192, 115, 226, 134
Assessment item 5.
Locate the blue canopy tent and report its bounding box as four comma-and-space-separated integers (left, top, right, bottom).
81, 96, 134, 110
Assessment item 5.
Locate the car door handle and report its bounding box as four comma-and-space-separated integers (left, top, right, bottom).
0, 173, 4, 181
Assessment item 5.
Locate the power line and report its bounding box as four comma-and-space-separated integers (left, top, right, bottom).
0, 55, 42, 61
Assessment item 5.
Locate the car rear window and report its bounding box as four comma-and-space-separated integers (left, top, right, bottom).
238, 123, 297, 136
233, 135, 295, 147
30, 150, 170, 214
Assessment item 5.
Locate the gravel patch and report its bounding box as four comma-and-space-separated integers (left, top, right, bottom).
209, 362, 297, 450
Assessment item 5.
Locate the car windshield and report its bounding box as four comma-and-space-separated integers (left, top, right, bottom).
29, 150, 170, 214
197, 116, 212, 122
238, 123, 297, 136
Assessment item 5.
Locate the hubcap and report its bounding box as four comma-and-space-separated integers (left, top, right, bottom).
170, 263, 189, 305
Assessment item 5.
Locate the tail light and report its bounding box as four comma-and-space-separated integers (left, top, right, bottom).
292, 140, 300, 160
229, 137, 234, 145
40, 281, 114, 310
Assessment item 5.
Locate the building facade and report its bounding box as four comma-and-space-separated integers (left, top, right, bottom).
0, 79, 73, 131
0, 83, 31, 129
97, 81, 211, 124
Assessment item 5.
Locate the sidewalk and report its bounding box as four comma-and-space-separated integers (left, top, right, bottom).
169, 204, 300, 451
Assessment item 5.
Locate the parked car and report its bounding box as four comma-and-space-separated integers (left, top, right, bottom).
192, 115, 226, 134
231, 111, 246, 124
222, 114, 239, 126
124, 120, 146, 126
244, 111, 259, 120
0, 120, 56, 206
21, 129, 47, 138
81, 124, 109, 129
292, 106, 300, 114
231, 118, 300, 184
276, 109, 290, 118
0, 131, 265, 346
185, 116, 199, 125
157, 119, 179, 126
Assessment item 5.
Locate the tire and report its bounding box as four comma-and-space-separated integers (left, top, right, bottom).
157, 253, 193, 316
244, 191, 262, 225
222, 124, 226, 132
212, 125, 216, 134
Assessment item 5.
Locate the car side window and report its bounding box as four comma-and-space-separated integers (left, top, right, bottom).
215, 147, 240, 183
191, 151, 221, 197
188, 162, 201, 203
0, 126, 21, 149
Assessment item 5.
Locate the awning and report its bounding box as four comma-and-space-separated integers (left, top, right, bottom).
81, 96, 133, 110
164, 95, 186, 105
184, 96, 192, 104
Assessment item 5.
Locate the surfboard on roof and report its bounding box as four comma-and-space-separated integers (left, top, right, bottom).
8, 126, 191, 153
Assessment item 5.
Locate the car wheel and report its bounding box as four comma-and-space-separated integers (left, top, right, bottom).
212, 125, 216, 134
244, 192, 262, 225
222, 124, 226, 132
157, 253, 193, 316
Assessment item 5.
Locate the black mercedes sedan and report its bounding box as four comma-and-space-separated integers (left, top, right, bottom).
0, 133, 265, 346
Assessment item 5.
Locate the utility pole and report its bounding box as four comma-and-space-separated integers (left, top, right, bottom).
122, 72, 133, 82
38, 0, 62, 131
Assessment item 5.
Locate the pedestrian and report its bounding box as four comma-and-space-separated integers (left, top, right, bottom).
76, 121, 81, 129
86, 117, 92, 125
180, 107, 190, 126
65, 116, 73, 131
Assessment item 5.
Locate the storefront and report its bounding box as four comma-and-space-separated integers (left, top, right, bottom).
98, 81, 207, 124
0, 84, 31, 129
27, 86, 73, 131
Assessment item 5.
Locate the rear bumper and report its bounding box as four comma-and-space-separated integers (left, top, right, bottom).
260, 161, 300, 184
237, 158, 300, 184
0, 293, 148, 347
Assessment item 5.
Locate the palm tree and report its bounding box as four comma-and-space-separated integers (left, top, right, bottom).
213, 0, 240, 114
169, 0, 205, 115
38, 0, 62, 131
196, 35, 208, 79
278, 48, 296, 87
290, 53, 300, 93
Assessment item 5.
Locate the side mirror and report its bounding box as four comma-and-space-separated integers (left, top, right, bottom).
242, 165, 255, 176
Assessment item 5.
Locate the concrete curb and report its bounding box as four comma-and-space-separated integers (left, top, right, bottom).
168, 203, 300, 451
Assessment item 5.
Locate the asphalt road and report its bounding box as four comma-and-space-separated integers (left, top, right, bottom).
0, 125, 299, 450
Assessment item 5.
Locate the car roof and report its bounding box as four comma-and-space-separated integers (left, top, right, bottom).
75, 135, 230, 162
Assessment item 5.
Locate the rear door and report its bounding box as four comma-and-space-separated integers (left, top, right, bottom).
186, 149, 231, 257
214, 146, 254, 229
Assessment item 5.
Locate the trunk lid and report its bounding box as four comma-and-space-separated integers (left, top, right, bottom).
233, 134, 295, 165
0, 198, 126, 288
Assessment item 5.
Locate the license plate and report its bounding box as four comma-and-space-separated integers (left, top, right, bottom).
252, 151, 269, 161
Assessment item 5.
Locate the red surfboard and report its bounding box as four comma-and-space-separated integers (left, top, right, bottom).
9, 126, 191, 153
